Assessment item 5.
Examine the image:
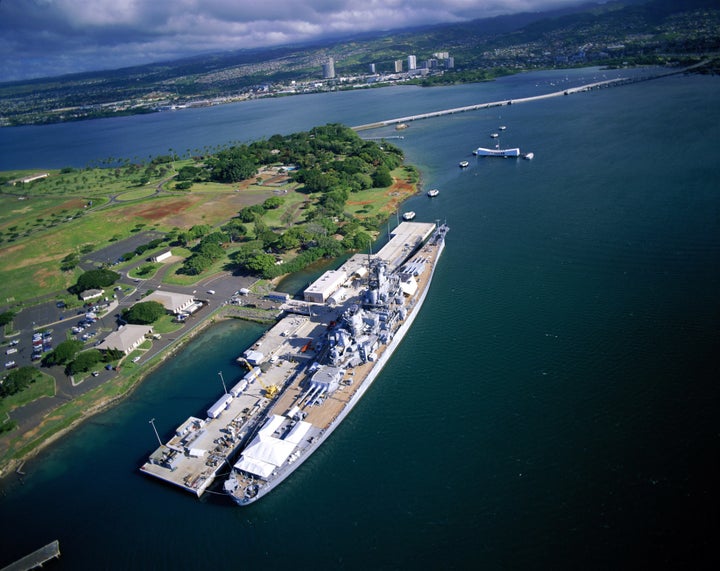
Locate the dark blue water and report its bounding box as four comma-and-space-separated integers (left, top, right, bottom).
1, 69, 719, 570
0, 67, 653, 170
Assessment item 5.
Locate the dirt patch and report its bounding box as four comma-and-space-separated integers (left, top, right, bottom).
134, 198, 195, 222
33, 266, 58, 289
122, 190, 279, 228
381, 179, 416, 215
3, 246, 64, 270
54, 198, 88, 212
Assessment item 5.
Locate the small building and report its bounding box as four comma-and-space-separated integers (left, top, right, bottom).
243, 350, 264, 366
96, 324, 153, 355
143, 290, 196, 315
80, 289, 104, 301
265, 291, 290, 303
304, 269, 347, 303
151, 250, 172, 263
9, 172, 49, 185
207, 394, 233, 419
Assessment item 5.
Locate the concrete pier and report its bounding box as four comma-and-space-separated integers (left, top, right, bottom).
1, 540, 60, 571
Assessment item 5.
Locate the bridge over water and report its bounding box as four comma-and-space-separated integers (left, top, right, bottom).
351, 64, 699, 132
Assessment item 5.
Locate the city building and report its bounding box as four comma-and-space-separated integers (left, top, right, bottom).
394, 59, 403, 73
407, 55, 417, 70
323, 57, 335, 79
369, 63, 376, 74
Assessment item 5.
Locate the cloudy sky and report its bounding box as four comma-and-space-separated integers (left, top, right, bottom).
0, 0, 590, 82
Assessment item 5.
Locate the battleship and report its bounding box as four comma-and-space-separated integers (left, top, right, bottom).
140, 221, 448, 505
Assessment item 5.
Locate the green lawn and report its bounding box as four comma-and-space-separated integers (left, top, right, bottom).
0, 372, 56, 418
116, 188, 158, 201
151, 314, 184, 334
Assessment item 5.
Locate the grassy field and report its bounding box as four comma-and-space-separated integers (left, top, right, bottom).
346, 166, 418, 218
0, 162, 280, 303
0, 143, 424, 477
0, 372, 56, 419
1, 158, 420, 306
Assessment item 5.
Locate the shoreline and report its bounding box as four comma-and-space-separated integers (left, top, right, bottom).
0, 308, 275, 480
0, 232, 407, 478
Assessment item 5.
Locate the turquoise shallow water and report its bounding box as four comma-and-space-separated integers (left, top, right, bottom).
1, 70, 719, 569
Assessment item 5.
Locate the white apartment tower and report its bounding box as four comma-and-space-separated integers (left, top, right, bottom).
407, 55, 417, 70
323, 57, 335, 79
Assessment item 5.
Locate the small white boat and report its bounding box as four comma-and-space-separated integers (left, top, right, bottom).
402, 211, 416, 221
490, 133, 499, 138
427, 189, 439, 197
522, 152, 534, 160
499, 126, 507, 131
458, 160, 469, 168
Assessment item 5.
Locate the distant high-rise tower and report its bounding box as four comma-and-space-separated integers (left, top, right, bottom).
407, 55, 417, 70
394, 59, 403, 73
323, 57, 335, 79
369, 63, 376, 74
447, 56, 455, 69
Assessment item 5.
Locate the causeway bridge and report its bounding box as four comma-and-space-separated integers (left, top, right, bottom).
351, 64, 701, 132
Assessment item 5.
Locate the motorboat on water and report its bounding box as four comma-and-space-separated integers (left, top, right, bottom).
427, 189, 439, 197
458, 160, 469, 168
402, 211, 416, 221
490, 133, 499, 138
522, 152, 534, 160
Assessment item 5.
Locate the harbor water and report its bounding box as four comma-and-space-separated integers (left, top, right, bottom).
1, 68, 719, 569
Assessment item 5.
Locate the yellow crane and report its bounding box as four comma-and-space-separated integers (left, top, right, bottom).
259, 378, 280, 399
238, 357, 279, 398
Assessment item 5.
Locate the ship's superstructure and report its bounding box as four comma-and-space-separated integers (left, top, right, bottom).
141, 221, 448, 505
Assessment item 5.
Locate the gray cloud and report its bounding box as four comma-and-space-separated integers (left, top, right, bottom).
0, 0, 588, 81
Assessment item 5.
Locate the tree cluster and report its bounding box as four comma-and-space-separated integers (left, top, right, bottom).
179, 229, 229, 275
122, 301, 165, 324
0, 311, 15, 327
73, 268, 120, 294
0, 366, 38, 398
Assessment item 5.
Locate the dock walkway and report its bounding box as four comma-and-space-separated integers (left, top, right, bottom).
1, 540, 60, 571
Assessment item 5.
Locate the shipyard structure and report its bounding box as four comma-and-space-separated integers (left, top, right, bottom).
140, 221, 448, 504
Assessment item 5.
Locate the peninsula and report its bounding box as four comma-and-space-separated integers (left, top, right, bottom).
0, 124, 418, 477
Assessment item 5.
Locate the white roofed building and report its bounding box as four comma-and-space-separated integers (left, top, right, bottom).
96, 324, 153, 355
304, 269, 347, 303
232, 415, 312, 479
144, 290, 196, 315
151, 250, 173, 263
80, 288, 104, 301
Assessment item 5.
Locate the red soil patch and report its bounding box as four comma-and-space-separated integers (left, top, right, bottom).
381, 179, 416, 214
134, 198, 194, 221
53, 198, 88, 213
